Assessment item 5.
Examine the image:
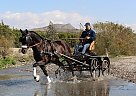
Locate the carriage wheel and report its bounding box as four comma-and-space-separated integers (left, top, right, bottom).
102, 58, 110, 76
61, 59, 75, 76
67, 62, 74, 76
89, 58, 100, 78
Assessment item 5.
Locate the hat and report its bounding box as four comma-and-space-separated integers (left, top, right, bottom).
84, 22, 90, 26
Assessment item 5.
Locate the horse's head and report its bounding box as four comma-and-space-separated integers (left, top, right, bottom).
19, 29, 33, 54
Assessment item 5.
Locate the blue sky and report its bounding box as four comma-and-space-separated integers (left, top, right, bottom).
0, 0, 136, 31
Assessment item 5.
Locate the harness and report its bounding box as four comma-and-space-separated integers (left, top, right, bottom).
33, 39, 56, 64
42, 40, 55, 57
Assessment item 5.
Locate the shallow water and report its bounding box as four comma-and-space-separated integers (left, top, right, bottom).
0, 66, 136, 96
37, 78, 136, 96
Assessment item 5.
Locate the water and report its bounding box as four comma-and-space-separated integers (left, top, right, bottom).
36, 78, 136, 96
0, 65, 136, 96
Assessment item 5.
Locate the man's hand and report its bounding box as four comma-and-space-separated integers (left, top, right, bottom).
79, 38, 84, 43
85, 36, 90, 39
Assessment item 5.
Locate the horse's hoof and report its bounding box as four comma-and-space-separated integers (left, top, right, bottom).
35, 75, 40, 82
34, 77, 36, 79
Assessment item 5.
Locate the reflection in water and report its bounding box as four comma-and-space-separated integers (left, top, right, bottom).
34, 91, 41, 96
34, 80, 110, 96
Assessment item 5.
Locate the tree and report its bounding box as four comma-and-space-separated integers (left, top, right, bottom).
46, 21, 59, 40
0, 21, 15, 58
94, 22, 136, 56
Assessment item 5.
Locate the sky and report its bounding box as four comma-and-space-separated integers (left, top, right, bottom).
0, 0, 136, 31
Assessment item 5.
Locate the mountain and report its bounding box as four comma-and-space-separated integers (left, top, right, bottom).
31, 23, 80, 32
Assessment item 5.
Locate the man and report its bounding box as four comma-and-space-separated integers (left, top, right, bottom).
80, 22, 96, 54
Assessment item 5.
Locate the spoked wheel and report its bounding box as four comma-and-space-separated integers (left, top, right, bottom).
102, 57, 110, 76
66, 61, 75, 76
89, 58, 100, 78
60, 59, 75, 77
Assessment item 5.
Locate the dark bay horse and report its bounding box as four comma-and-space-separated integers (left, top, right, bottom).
19, 29, 71, 83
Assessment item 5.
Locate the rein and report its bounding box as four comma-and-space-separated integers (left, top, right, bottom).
29, 40, 43, 48
21, 40, 43, 49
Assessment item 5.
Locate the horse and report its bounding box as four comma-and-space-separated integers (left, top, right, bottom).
19, 29, 71, 83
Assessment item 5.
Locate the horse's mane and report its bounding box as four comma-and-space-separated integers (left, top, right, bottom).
29, 31, 45, 40
29, 31, 68, 44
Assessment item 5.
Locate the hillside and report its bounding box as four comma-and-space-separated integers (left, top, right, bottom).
31, 23, 80, 32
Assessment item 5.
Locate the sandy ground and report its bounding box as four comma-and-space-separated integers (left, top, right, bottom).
110, 56, 136, 83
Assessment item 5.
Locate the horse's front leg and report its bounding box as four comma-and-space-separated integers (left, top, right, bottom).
33, 63, 40, 82
39, 65, 51, 83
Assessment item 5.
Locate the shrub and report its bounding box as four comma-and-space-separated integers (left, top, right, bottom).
0, 57, 16, 69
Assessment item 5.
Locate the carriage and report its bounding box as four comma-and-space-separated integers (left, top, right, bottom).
54, 43, 110, 78
19, 29, 110, 83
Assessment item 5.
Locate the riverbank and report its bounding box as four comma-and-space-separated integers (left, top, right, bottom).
0, 48, 33, 69
110, 56, 136, 83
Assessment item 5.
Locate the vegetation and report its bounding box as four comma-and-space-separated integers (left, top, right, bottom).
57, 32, 81, 47
0, 21, 20, 69
46, 21, 59, 40
0, 57, 16, 69
94, 22, 136, 56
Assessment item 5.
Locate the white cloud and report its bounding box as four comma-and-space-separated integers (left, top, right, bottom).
130, 24, 136, 32
125, 24, 136, 33
0, 10, 91, 29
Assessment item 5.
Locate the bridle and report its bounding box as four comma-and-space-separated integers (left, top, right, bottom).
21, 32, 55, 57
21, 33, 43, 49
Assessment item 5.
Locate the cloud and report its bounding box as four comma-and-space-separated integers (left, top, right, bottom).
125, 24, 136, 33
130, 24, 136, 32
0, 10, 91, 29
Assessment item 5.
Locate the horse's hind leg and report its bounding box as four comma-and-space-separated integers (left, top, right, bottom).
39, 65, 51, 83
